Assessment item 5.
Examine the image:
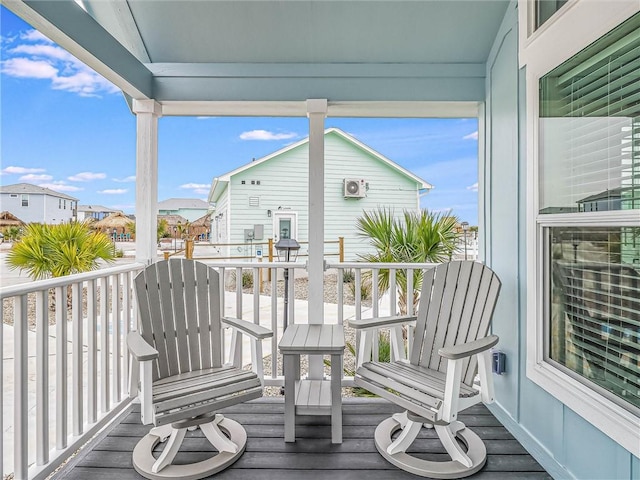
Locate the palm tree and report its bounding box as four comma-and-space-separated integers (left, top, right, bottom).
6, 221, 115, 279
356, 208, 459, 313
126, 218, 170, 242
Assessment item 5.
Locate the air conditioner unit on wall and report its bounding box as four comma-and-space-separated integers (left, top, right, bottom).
344, 178, 366, 198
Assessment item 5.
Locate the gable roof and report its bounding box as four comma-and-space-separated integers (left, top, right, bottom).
0, 183, 79, 201
158, 198, 210, 211
78, 204, 122, 213
209, 128, 433, 203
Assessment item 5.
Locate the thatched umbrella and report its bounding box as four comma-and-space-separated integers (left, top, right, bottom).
92, 212, 133, 237
190, 213, 212, 240
0, 211, 25, 228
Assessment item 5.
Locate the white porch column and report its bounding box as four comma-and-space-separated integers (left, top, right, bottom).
307, 99, 327, 380
133, 99, 162, 264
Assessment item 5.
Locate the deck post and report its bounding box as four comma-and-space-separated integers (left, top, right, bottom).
307, 99, 327, 380
133, 99, 161, 265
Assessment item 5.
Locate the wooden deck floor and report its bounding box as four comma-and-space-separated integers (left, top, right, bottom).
56, 398, 551, 480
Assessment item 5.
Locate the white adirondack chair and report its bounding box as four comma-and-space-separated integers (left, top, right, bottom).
352, 261, 501, 478
128, 259, 272, 480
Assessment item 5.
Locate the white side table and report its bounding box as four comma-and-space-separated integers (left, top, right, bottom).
278, 324, 345, 444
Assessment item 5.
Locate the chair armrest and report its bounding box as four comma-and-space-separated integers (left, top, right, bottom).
223, 317, 272, 340
349, 315, 417, 330
127, 331, 159, 362
438, 335, 499, 360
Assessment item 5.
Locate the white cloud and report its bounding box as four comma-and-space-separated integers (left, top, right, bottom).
2, 30, 119, 97
463, 131, 478, 141
19, 173, 53, 182
180, 182, 210, 195
1, 165, 46, 175
113, 175, 136, 183
98, 189, 128, 195
466, 182, 478, 192
38, 182, 83, 192
1, 58, 57, 79
20, 30, 53, 44
239, 130, 298, 141
10, 44, 76, 62
68, 171, 106, 182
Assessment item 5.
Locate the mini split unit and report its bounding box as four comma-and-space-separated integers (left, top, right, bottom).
343, 178, 367, 198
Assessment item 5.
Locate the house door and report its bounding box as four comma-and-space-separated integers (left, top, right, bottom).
273, 211, 298, 242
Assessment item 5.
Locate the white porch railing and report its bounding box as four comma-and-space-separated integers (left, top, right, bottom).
0, 263, 145, 480
0, 259, 438, 479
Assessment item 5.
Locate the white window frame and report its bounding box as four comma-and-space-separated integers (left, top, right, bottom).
523, 2, 640, 455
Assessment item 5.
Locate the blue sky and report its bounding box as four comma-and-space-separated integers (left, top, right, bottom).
0, 7, 479, 224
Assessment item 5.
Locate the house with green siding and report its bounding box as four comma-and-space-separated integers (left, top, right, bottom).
208, 128, 432, 260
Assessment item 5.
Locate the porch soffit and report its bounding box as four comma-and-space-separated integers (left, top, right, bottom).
8, 0, 509, 110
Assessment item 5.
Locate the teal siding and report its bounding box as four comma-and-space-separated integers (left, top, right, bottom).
485, 4, 639, 479
225, 131, 420, 261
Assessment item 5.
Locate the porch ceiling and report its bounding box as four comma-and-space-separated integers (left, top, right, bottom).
8, 0, 509, 113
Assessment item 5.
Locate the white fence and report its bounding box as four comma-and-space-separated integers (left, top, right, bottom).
0, 259, 437, 479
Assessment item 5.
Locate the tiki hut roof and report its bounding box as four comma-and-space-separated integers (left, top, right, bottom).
157, 214, 189, 227
92, 212, 134, 230
0, 211, 25, 227
191, 213, 212, 228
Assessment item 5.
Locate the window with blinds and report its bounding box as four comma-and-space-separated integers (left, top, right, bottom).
539, 14, 640, 414
548, 227, 640, 412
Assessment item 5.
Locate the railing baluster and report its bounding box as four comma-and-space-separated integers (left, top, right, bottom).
14, 294, 28, 480
87, 279, 97, 423
112, 274, 121, 402
371, 268, 380, 361
271, 267, 278, 379
122, 272, 131, 396
36, 289, 49, 465
252, 268, 263, 379
389, 268, 397, 316
72, 282, 83, 436
354, 268, 362, 320
337, 268, 344, 325
406, 268, 414, 359
288, 267, 295, 324
55, 286, 67, 449
100, 276, 110, 413
235, 267, 243, 318
218, 267, 226, 358
372, 269, 379, 318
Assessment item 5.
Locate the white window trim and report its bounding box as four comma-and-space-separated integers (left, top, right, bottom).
524, 49, 640, 457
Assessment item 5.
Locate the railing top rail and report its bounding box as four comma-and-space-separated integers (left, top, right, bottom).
0, 262, 146, 299
200, 260, 304, 269
327, 261, 441, 269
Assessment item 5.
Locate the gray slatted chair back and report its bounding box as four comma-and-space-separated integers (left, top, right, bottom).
135, 259, 222, 382
411, 261, 501, 386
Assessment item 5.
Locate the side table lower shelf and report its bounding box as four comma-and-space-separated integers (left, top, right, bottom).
294, 379, 333, 415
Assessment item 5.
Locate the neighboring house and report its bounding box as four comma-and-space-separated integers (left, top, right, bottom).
208, 128, 432, 260
158, 198, 209, 222
77, 204, 123, 222
0, 183, 78, 224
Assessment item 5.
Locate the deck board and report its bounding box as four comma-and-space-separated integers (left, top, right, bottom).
56, 397, 551, 480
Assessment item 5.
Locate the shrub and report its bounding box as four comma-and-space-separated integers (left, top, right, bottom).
342, 269, 355, 283
6, 221, 115, 279
242, 270, 254, 289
